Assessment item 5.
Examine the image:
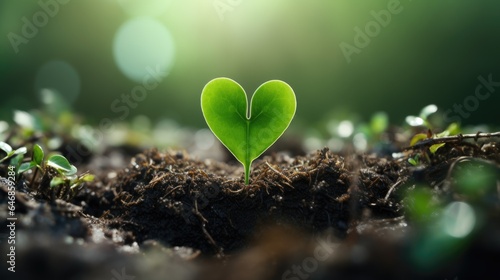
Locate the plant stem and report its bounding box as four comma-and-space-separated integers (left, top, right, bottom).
245, 119, 251, 185
30, 167, 39, 190
405, 131, 500, 150
244, 162, 250, 185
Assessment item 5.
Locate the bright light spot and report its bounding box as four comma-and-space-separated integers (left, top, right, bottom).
153, 119, 187, 147
304, 137, 323, 152
13, 110, 35, 129
195, 129, 215, 150
47, 137, 62, 150
0, 121, 8, 134
442, 201, 476, 238
405, 116, 424, 127
337, 120, 354, 138
353, 133, 367, 152
113, 17, 175, 82
327, 138, 344, 152
117, 0, 175, 17
35, 60, 80, 104
420, 104, 438, 119
131, 115, 151, 132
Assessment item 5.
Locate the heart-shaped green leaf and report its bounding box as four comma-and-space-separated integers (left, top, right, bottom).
201, 77, 296, 184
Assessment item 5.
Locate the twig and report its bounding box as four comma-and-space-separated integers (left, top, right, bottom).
404, 131, 500, 150
384, 178, 405, 201
441, 156, 500, 192
265, 162, 293, 189
194, 199, 224, 257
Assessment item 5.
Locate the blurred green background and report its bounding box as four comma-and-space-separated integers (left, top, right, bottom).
1, 0, 499, 128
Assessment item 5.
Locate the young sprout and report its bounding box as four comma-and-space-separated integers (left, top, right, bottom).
17, 144, 94, 200
201, 78, 296, 184
0, 142, 27, 163
405, 104, 438, 129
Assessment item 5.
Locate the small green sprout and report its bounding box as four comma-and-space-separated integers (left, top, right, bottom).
0, 142, 27, 163
201, 77, 296, 184
408, 155, 421, 166
17, 144, 94, 200
406, 105, 462, 160
405, 104, 438, 129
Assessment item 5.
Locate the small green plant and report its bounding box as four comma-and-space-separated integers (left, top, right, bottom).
406, 105, 461, 164
201, 77, 296, 184
405, 104, 438, 129
0, 142, 27, 163
17, 144, 94, 200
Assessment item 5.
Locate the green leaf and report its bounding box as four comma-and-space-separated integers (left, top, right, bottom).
33, 144, 44, 165
13, 147, 27, 156
50, 177, 66, 188
47, 155, 72, 172
201, 78, 296, 184
80, 174, 95, 182
370, 112, 388, 134
419, 104, 438, 120
65, 165, 78, 176
444, 122, 460, 135
429, 143, 446, 154
435, 130, 450, 138
408, 158, 418, 166
410, 133, 428, 146
10, 154, 24, 167
0, 142, 12, 154
19, 162, 36, 173
405, 116, 424, 127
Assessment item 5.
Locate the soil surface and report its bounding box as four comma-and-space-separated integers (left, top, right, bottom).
1, 135, 500, 280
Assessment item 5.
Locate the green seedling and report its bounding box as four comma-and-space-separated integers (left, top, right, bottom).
409, 122, 461, 158
18, 144, 94, 200
0, 141, 27, 163
405, 104, 438, 129
201, 77, 296, 184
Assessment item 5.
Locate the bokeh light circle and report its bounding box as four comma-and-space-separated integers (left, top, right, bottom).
113, 17, 175, 83
442, 201, 476, 238
34, 60, 81, 104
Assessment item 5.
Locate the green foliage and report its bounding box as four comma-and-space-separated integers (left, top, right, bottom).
405, 104, 438, 129
13, 143, 93, 201
0, 141, 27, 163
370, 112, 389, 135
405, 186, 441, 224
201, 78, 296, 184
453, 162, 498, 201
408, 155, 420, 166
406, 105, 463, 166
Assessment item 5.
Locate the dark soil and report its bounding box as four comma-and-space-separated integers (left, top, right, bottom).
1, 136, 500, 280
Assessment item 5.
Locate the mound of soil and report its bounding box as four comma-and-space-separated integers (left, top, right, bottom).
1, 136, 500, 280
